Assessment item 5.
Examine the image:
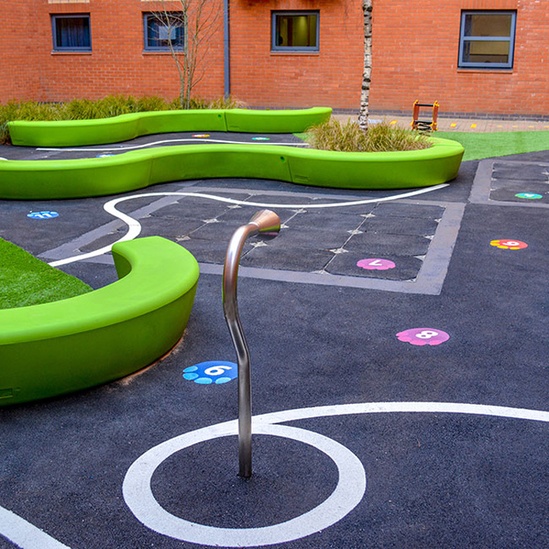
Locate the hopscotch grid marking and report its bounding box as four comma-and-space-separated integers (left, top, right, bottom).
43, 185, 459, 295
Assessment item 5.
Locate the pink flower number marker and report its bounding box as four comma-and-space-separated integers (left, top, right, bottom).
357, 258, 396, 271
396, 328, 450, 346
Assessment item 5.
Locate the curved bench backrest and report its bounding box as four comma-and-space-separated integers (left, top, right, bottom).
8, 107, 332, 147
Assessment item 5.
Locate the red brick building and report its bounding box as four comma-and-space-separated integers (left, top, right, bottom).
0, 0, 547, 117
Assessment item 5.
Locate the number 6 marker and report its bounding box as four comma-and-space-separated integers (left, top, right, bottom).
490, 239, 528, 250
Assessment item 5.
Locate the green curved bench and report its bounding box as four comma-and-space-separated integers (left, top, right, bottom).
8, 107, 332, 147
0, 138, 463, 199
0, 236, 199, 406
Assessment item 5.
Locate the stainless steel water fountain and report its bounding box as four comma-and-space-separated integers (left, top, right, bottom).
222, 209, 281, 478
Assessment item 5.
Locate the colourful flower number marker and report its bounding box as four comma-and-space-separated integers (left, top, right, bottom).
515, 193, 542, 200
27, 211, 59, 220
397, 328, 450, 346
192, 134, 210, 138
490, 239, 528, 250
357, 258, 396, 271
183, 360, 237, 385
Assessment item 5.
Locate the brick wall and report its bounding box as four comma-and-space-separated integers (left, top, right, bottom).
0, 0, 547, 116
229, 0, 363, 109
0, 1, 41, 101
369, 0, 549, 116
0, 0, 225, 103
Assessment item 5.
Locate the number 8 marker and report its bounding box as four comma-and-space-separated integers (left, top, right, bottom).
415, 330, 439, 339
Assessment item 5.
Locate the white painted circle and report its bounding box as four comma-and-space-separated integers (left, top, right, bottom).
123, 401, 549, 547
123, 422, 366, 547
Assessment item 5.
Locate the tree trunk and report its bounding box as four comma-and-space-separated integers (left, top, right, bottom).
358, 0, 373, 131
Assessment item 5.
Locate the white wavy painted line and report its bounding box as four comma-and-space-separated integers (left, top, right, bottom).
48, 185, 448, 267
37, 138, 310, 152
0, 506, 71, 549
253, 400, 549, 426
123, 401, 549, 547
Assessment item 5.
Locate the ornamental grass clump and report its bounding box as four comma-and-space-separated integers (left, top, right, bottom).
306, 118, 432, 152
0, 94, 245, 144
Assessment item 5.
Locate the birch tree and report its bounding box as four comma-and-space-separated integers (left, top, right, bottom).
358, 0, 373, 131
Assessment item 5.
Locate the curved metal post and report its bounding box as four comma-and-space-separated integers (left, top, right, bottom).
222, 210, 280, 478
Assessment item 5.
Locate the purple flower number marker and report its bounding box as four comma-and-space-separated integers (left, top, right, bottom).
397, 328, 450, 346
357, 258, 396, 271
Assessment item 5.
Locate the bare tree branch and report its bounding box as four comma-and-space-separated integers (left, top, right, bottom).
151, 0, 221, 108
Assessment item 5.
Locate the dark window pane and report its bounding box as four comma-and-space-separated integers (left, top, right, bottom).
459, 11, 515, 68
462, 40, 511, 64
145, 14, 185, 50
464, 14, 513, 37
54, 16, 90, 49
274, 13, 318, 49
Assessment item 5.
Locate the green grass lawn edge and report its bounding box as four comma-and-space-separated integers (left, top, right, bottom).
436, 130, 549, 161
0, 238, 92, 309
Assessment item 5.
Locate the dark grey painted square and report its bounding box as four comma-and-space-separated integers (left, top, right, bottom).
285, 210, 365, 232
362, 215, 439, 237
241, 244, 333, 272
492, 163, 548, 181
373, 202, 445, 219
180, 235, 238, 264
138, 215, 207, 238
274, 226, 348, 250
345, 232, 431, 256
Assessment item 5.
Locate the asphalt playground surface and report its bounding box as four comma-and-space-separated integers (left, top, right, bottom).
0, 131, 548, 548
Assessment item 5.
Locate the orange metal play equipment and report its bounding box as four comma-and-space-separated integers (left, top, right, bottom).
412, 100, 439, 132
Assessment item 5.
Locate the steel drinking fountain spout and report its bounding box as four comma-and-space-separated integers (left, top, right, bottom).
222, 209, 281, 478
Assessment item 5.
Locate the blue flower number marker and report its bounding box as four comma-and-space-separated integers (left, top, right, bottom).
183, 361, 237, 385
27, 211, 59, 220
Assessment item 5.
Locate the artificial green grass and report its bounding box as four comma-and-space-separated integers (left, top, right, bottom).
0, 238, 92, 309
437, 131, 549, 161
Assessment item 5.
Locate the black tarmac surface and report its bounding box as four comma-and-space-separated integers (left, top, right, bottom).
0, 133, 548, 549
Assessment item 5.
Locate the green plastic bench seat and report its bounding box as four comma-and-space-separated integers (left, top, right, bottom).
0, 236, 200, 406
8, 107, 332, 147
0, 138, 464, 199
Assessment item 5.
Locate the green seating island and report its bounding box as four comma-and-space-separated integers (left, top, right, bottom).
0, 237, 199, 406
2, 107, 464, 198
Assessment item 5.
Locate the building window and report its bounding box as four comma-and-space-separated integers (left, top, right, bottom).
272, 11, 319, 52
52, 14, 91, 51
458, 11, 516, 69
144, 12, 185, 51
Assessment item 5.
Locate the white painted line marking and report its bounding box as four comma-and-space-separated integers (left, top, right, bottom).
123, 401, 549, 547
37, 138, 310, 152
48, 185, 448, 267
0, 506, 71, 549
